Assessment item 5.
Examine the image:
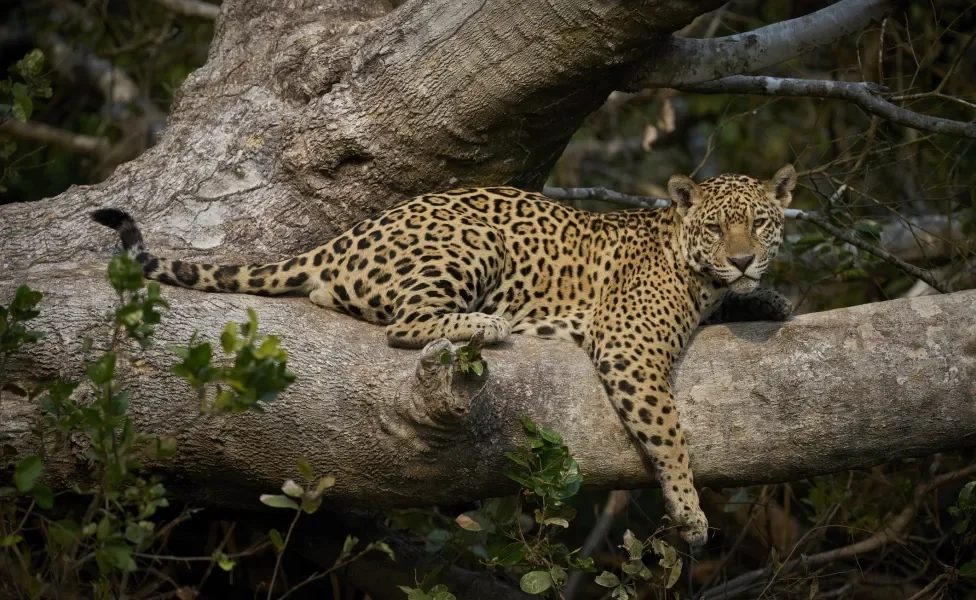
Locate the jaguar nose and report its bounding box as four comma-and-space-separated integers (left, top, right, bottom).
728, 254, 755, 273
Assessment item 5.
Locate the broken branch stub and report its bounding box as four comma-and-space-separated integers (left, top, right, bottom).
410, 334, 490, 432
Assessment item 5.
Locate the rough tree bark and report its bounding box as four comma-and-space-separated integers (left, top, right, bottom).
4, 0, 970, 514
1, 277, 974, 507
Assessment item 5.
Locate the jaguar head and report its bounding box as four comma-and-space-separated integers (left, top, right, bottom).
669, 164, 796, 293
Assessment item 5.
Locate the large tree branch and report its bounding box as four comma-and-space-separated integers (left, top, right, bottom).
1, 271, 973, 508
680, 76, 976, 139
632, 0, 892, 88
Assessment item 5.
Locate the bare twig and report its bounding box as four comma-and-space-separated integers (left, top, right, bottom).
564, 490, 629, 600
679, 76, 976, 139
0, 119, 109, 155
700, 464, 976, 600
787, 208, 951, 294
905, 573, 949, 600
153, 0, 220, 20
542, 186, 667, 209
635, 0, 892, 87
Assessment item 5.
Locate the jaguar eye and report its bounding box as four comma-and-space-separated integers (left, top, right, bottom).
706, 223, 722, 235
753, 218, 768, 228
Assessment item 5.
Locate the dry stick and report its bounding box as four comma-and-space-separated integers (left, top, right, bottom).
788, 209, 951, 293
153, 0, 220, 20
541, 187, 951, 293
564, 490, 630, 600
699, 464, 976, 600
893, 28, 976, 110
679, 77, 976, 139
905, 573, 949, 600
0, 118, 109, 155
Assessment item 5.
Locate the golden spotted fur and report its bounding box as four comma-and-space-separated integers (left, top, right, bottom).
92, 164, 798, 546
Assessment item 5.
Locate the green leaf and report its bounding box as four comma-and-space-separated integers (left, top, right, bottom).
102, 542, 136, 572
14, 455, 42, 492
653, 538, 682, 588
12, 95, 31, 121
85, 353, 117, 386
594, 571, 620, 588
297, 456, 313, 479
519, 413, 537, 434
215, 552, 236, 571
550, 565, 567, 587
622, 529, 643, 559
340, 535, 358, 560
269, 528, 285, 552
960, 561, 976, 577
96, 515, 114, 541
221, 322, 238, 354
504, 451, 531, 468
665, 558, 682, 588
519, 571, 552, 595
314, 475, 336, 497
402, 589, 427, 600
431, 592, 456, 600
368, 540, 396, 562
30, 483, 53, 509
539, 427, 563, 445
491, 542, 527, 566
621, 558, 645, 575
0, 534, 23, 547
282, 479, 304, 498
260, 494, 299, 510
49, 520, 81, 548
470, 361, 484, 376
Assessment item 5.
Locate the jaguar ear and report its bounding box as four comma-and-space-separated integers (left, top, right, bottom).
668, 174, 701, 216
765, 163, 797, 207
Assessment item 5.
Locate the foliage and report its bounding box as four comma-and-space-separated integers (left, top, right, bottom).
0, 256, 376, 598
950, 480, 976, 577
259, 456, 394, 599
399, 569, 456, 600
169, 308, 296, 413
0, 261, 183, 594
0, 49, 53, 194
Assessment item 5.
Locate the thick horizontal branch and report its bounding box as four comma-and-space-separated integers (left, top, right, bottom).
154, 0, 220, 20
680, 76, 976, 139
1, 270, 973, 509
635, 0, 891, 88
0, 118, 110, 155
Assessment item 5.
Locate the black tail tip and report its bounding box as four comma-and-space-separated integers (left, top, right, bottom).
91, 208, 134, 230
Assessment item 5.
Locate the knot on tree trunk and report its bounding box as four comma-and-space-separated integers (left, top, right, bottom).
407, 334, 489, 433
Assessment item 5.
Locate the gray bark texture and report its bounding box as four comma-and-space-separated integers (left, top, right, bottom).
2, 275, 974, 507
3, 0, 967, 512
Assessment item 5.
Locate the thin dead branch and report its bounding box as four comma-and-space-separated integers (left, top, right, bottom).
679, 76, 976, 139
0, 118, 110, 155
154, 0, 220, 20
